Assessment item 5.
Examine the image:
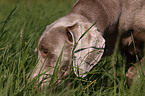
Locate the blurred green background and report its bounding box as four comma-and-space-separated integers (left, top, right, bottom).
0, 0, 75, 52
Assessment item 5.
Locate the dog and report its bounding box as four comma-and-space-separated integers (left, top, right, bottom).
31, 0, 145, 86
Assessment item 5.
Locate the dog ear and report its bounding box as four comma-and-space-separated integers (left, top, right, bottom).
66, 23, 79, 44
66, 22, 105, 77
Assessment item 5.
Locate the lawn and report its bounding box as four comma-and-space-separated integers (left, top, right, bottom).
0, 0, 144, 96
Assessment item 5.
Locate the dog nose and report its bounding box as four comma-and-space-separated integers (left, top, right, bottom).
34, 48, 37, 55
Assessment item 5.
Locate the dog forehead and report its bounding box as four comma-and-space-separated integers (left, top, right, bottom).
52, 20, 70, 28
39, 26, 68, 48
46, 14, 83, 31
38, 14, 89, 51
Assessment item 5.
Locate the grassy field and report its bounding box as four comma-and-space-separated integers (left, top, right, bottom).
0, 0, 144, 96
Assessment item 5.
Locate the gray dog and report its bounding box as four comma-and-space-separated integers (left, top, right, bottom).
32, 0, 145, 86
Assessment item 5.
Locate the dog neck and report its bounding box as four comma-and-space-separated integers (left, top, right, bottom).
70, 0, 121, 32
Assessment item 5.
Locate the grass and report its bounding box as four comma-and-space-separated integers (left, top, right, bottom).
0, 0, 144, 96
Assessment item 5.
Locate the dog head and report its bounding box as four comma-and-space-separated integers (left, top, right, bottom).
32, 14, 105, 84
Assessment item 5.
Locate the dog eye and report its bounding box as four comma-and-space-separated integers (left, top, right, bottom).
42, 49, 55, 59
43, 49, 48, 54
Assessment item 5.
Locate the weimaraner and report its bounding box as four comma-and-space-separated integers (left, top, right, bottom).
32, 0, 145, 86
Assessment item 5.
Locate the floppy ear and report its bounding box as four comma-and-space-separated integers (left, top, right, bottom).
67, 22, 105, 77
